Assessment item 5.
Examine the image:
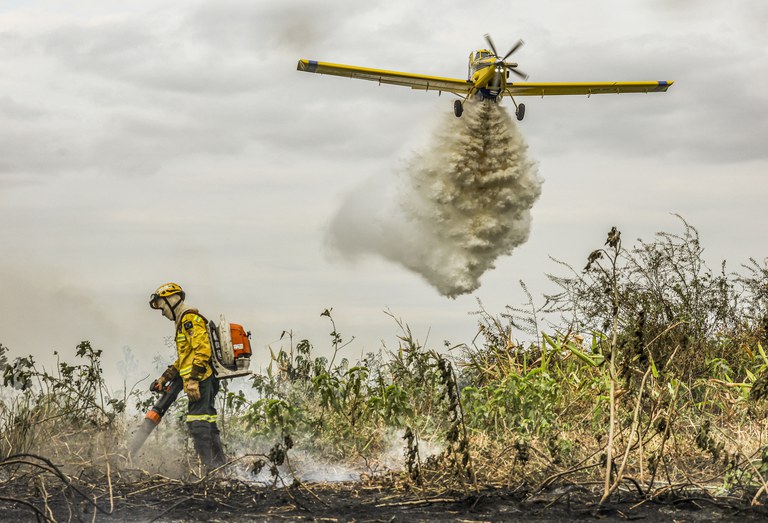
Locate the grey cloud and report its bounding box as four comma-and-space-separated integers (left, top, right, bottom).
0, 1, 413, 181
523, 32, 768, 162
187, 0, 363, 52
3, 0, 764, 190
1, 1, 495, 185
43, 20, 266, 96
40, 0, 373, 97
0, 115, 89, 179
0, 96, 45, 120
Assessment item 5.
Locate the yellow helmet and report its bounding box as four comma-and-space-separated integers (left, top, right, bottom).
149, 282, 185, 309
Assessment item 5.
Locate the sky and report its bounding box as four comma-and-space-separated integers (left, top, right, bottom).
0, 0, 766, 385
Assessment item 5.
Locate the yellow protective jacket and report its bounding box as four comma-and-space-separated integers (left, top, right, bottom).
173, 308, 213, 383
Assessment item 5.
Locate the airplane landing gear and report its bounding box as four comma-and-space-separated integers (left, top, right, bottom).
454, 100, 463, 117
515, 103, 525, 121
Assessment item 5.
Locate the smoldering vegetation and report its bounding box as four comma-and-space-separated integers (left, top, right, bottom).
328, 99, 542, 297
2, 219, 768, 521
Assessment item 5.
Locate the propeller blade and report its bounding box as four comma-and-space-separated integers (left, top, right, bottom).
483, 33, 499, 57
507, 66, 529, 81
502, 39, 524, 61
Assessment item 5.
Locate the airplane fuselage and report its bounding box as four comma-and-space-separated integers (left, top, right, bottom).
468, 49, 507, 99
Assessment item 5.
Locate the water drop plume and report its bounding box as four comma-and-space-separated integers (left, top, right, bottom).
327, 99, 542, 298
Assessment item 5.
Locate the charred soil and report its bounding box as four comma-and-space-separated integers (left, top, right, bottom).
3, 467, 768, 523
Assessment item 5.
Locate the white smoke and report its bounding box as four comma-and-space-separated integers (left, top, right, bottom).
327, 100, 542, 297
227, 429, 444, 485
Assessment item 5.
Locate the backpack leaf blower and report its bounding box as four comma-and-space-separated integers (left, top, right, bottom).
128, 315, 253, 457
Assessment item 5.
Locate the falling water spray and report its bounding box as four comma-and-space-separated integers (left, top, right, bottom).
327, 100, 542, 297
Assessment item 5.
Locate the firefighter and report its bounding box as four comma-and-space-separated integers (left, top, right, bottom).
149, 282, 225, 469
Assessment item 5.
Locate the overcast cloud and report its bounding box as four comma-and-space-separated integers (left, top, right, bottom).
0, 0, 765, 383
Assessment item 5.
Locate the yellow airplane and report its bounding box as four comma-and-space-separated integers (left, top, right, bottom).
297, 34, 673, 121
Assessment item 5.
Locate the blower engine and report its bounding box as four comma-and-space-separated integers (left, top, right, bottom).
208, 314, 252, 379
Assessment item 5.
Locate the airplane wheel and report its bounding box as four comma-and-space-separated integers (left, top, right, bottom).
516, 103, 525, 121
454, 100, 463, 118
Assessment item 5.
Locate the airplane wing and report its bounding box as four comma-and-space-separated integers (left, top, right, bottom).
505, 81, 673, 97
297, 59, 472, 95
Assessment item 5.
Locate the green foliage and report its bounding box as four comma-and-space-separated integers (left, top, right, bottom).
235, 313, 425, 462
544, 216, 763, 381
462, 367, 558, 436
0, 341, 128, 459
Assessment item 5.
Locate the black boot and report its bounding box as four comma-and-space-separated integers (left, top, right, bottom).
211, 429, 226, 468
188, 421, 215, 468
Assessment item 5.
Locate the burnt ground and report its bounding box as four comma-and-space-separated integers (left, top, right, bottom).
2, 476, 768, 523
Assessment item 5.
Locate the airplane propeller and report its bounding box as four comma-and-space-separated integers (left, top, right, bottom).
484, 33, 529, 80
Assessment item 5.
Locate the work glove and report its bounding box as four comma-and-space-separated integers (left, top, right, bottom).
150, 377, 165, 393
185, 379, 201, 402
151, 365, 179, 392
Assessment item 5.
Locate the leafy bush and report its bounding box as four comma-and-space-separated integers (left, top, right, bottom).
1, 341, 128, 462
